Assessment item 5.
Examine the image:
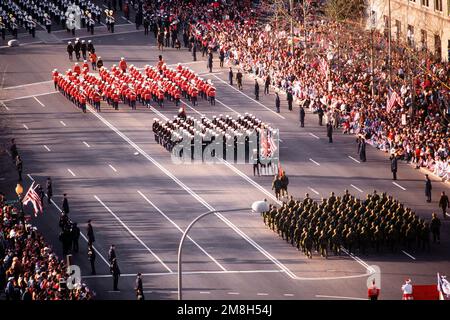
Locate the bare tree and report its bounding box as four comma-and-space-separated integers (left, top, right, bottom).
324, 0, 366, 23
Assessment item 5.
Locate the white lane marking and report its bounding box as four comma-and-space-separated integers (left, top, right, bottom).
86, 103, 295, 278
143, 291, 153, 294
308, 187, 320, 195
348, 156, 361, 163
60, 120, 67, 127
0, 91, 58, 102
350, 184, 363, 193
213, 75, 286, 120
402, 250, 416, 260
392, 182, 406, 191
199, 291, 211, 294
309, 158, 320, 166
4, 80, 52, 90
1, 101, 10, 110
83, 141, 91, 148
23, 124, 29, 130
257, 293, 269, 296
170, 291, 178, 294
166, 61, 206, 67
94, 195, 173, 273
283, 293, 294, 297
108, 164, 118, 172
121, 16, 133, 24
107, 290, 121, 293
316, 295, 367, 300
309, 132, 320, 139
81, 269, 284, 279
44, 145, 51, 152
227, 292, 240, 295
67, 169, 76, 176
27, 174, 110, 266
216, 98, 240, 115
149, 105, 169, 121
138, 190, 227, 271
33, 96, 45, 107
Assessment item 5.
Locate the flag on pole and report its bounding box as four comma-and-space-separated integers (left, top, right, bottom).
22, 182, 43, 217
267, 130, 278, 157
437, 273, 450, 300
260, 130, 269, 158
386, 90, 401, 113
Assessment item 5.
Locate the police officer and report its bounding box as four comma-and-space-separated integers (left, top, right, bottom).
254, 79, 260, 100
390, 154, 398, 180
67, 41, 74, 60
326, 121, 333, 143
207, 49, 213, 73
299, 105, 305, 127
228, 67, 233, 85
286, 89, 293, 111
236, 70, 243, 90
110, 258, 121, 291
87, 244, 96, 275
275, 92, 280, 113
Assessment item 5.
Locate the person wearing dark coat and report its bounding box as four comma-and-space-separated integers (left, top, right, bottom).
390, 154, 398, 180
59, 227, 72, 255
88, 244, 96, 274
430, 213, 441, 243
10, 138, 18, 163
326, 122, 333, 143
425, 174, 432, 202
438, 191, 449, 219
228, 67, 233, 85
192, 42, 197, 61
74, 40, 81, 61
359, 138, 366, 162
108, 244, 116, 263
71, 222, 80, 253
299, 106, 305, 127
62, 193, 70, 214
110, 258, 121, 291
287, 90, 293, 111
135, 10, 143, 30
15, 156, 23, 181
135, 273, 144, 300
67, 41, 74, 60
318, 106, 324, 126
254, 79, 260, 100
87, 220, 95, 245
46, 177, 53, 204
207, 51, 213, 73
275, 92, 280, 113
272, 175, 282, 200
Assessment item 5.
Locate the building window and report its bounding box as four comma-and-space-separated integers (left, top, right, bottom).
435, 0, 443, 11
434, 34, 442, 60
407, 25, 415, 47
395, 20, 401, 40
421, 30, 427, 51
421, 0, 429, 6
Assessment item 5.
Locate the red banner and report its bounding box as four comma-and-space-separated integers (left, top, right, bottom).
412, 285, 439, 300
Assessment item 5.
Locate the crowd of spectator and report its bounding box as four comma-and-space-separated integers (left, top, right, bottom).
0, 191, 93, 300
176, 0, 449, 182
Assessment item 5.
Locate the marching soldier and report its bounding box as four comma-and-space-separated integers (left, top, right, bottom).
0, 17, 6, 40
87, 40, 95, 53
74, 38, 81, 61
44, 13, 52, 33
88, 13, 95, 35
81, 40, 87, 60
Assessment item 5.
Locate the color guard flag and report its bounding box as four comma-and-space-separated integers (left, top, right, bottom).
22, 182, 43, 217
437, 273, 450, 300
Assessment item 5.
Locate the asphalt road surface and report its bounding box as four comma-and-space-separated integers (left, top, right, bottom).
1, 25, 449, 301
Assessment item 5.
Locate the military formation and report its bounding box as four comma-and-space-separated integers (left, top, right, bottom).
262, 190, 436, 259
152, 113, 279, 167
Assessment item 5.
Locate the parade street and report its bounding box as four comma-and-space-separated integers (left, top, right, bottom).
1, 24, 449, 301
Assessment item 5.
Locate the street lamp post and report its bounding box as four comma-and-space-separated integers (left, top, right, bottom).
177, 200, 270, 300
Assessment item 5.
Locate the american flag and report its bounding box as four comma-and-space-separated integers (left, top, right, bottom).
268, 130, 278, 156
22, 182, 43, 217
260, 130, 269, 158
438, 273, 450, 300
386, 90, 402, 113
